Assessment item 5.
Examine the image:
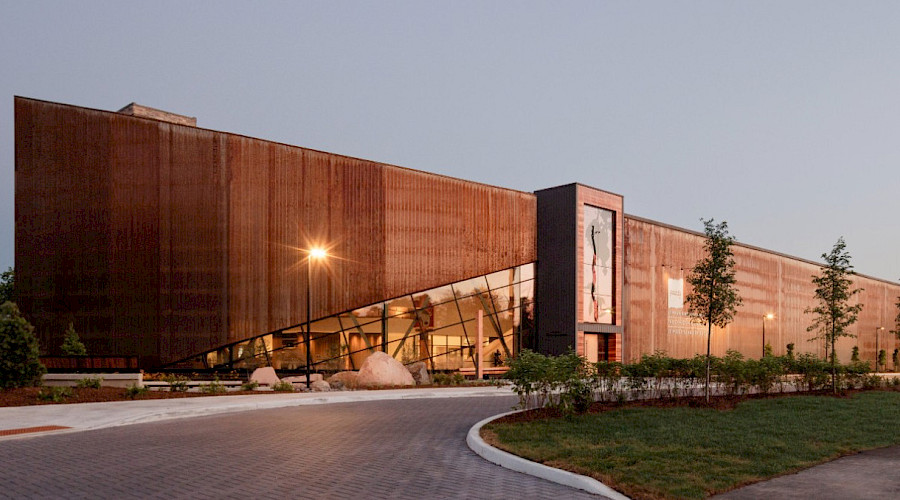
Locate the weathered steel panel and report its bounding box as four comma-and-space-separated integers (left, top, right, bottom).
16, 97, 537, 366
16, 98, 114, 358
623, 216, 900, 364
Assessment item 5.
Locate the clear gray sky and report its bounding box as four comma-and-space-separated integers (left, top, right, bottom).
2, 1, 899, 282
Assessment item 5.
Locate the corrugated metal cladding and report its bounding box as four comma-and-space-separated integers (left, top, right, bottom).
15, 97, 537, 366
623, 217, 900, 364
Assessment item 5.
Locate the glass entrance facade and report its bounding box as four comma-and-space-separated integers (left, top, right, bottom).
169, 263, 535, 373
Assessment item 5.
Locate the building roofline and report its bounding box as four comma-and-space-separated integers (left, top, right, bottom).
534, 182, 625, 199
14, 96, 535, 197
624, 213, 899, 287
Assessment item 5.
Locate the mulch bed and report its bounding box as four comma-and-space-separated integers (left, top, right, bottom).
0, 387, 267, 407
493, 388, 899, 424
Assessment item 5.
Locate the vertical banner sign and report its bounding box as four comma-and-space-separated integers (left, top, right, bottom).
668, 278, 683, 309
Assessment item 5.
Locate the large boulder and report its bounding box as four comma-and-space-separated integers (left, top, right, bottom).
328, 371, 359, 390
356, 352, 415, 388
250, 367, 280, 387
282, 374, 323, 383
310, 380, 331, 392
406, 361, 431, 385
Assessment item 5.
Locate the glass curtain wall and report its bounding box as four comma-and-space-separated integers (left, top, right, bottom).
171, 263, 535, 373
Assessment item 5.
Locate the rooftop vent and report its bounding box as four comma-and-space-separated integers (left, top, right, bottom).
117, 103, 197, 127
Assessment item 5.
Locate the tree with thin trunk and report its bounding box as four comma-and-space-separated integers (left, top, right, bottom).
891, 296, 900, 342
685, 219, 743, 402
805, 237, 863, 394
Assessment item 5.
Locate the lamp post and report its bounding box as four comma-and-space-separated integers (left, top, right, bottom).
306, 247, 327, 389
875, 326, 885, 372
762, 313, 774, 358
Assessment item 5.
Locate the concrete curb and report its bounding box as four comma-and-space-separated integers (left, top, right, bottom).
466, 410, 631, 500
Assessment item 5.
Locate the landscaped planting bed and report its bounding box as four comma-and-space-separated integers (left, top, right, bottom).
485, 389, 900, 500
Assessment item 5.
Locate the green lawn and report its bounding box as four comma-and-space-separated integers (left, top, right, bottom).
484, 391, 900, 500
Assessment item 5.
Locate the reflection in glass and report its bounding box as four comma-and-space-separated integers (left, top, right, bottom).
173, 264, 535, 373
452, 276, 489, 300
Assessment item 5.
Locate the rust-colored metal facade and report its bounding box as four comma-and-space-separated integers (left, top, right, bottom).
15, 97, 536, 366
623, 216, 900, 365
14, 97, 900, 368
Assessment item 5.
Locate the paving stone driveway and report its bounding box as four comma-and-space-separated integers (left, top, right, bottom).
0, 396, 603, 499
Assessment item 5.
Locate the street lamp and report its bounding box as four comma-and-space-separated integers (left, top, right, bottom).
875, 326, 885, 372
762, 313, 774, 358
306, 247, 327, 389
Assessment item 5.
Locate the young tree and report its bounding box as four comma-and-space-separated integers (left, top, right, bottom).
685, 219, 743, 402
0, 267, 13, 304
60, 322, 87, 356
892, 296, 900, 342
0, 301, 46, 388
805, 237, 863, 394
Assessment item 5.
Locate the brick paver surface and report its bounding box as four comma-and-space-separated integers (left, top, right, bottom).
0, 396, 604, 499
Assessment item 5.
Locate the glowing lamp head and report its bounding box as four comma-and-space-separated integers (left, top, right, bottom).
309, 247, 327, 260
765, 313, 775, 320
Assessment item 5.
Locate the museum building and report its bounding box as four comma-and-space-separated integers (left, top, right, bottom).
14, 97, 900, 371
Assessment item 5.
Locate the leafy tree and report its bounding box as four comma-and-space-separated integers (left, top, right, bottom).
805, 237, 863, 394
892, 296, 900, 341
60, 322, 87, 356
685, 219, 743, 402
0, 267, 13, 304
0, 301, 46, 388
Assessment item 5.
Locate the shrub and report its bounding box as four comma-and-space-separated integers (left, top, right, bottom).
505, 349, 553, 409
60, 322, 87, 356
432, 373, 450, 386
861, 374, 884, 390
716, 350, 749, 396
893, 349, 899, 370
843, 360, 872, 389
241, 380, 259, 391
505, 349, 596, 414
76, 376, 103, 389
163, 374, 189, 392
272, 380, 294, 392
0, 301, 46, 388
786, 343, 795, 360
789, 353, 829, 391
38, 386, 72, 402
125, 384, 149, 399
877, 350, 887, 370
746, 355, 784, 394
201, 378, 227, 393
551, 350, 595, 413
851, 346, 860, 362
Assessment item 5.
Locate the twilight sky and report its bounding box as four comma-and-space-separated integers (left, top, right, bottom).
1, 1, 898, 282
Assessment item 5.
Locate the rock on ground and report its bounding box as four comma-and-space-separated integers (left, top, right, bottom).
281, 374, 323, 386
356, 352, 415, 387
310, 380, 331, 392
328, 371, 359, 390
406, 361, 431, 385
250, 367, 280, 386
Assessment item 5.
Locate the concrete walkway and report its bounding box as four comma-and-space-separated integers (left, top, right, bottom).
0, 386, 518, 439
713, 445, 900, 500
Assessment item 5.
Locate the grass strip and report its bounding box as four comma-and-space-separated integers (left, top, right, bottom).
484, 391, 900, 499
